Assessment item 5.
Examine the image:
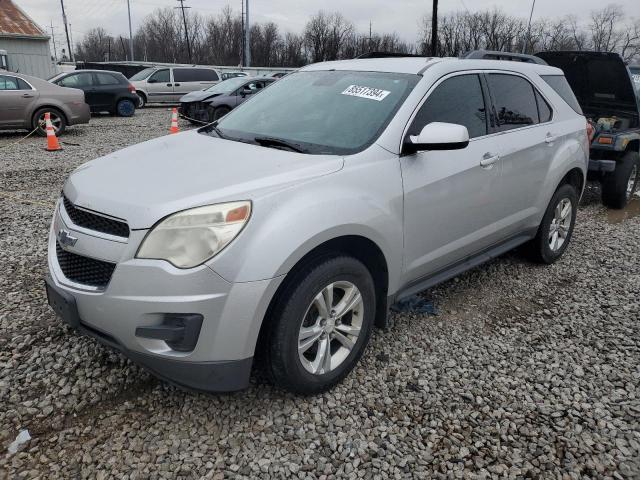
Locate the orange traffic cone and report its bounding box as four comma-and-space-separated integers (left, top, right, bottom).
44, 112, 62, 151
169, 108, 179, 134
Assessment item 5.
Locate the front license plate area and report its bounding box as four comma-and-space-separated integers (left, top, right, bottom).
45, 277, 80, 328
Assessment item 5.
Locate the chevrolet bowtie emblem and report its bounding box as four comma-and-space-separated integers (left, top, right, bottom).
57, 229, 78, 248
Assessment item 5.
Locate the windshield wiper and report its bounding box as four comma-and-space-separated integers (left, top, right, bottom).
253, 136, 308, 153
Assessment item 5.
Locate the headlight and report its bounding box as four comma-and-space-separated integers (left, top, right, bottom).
136, 201, 251, 268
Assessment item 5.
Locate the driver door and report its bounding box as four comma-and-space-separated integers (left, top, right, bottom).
400, 73, 506, 283
146, 69, 173, 103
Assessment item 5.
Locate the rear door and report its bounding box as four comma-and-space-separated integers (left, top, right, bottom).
145, 68, 173, 103
484, 72, 557, 233
400, 72, 506, 281
93, 72, 123, 111
173, 68, 220, 100
0, 75, 38, 126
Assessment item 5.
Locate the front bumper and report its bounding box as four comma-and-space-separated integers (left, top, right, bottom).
47, 200, 283, 391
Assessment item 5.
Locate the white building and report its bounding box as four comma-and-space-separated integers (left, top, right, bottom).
0, 0, 56, 78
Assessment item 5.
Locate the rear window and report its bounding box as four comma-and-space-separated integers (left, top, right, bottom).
541, 75, 583, 115
487, 74, 539, 131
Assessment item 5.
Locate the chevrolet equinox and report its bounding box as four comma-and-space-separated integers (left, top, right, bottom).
45, 56, 589, 394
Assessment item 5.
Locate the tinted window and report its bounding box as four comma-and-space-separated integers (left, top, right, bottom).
17, 78, 31, 90
536, 91, 553, 123
149, 69, 170, 83
96, 72, 121, 85
488, 74, 538, 131
409, 74, 487, 139
0, 75, 19, 90
541, 75, 583, 114
174, 68, 219, 82
59, 72, 94, 88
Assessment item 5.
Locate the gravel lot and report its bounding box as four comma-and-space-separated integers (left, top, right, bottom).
1, 108, 639, 479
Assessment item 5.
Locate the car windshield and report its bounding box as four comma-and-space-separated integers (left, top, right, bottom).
130, 68, 156, 81
209, 70, 419, 155
204, 77, 251, 94
47, 73, 65, 82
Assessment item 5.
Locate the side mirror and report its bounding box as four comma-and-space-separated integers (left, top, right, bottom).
240, 87, 253, 96
403, 122, 469, 154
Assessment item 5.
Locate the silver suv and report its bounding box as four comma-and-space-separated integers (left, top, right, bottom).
130, 66, 220, 107
45, 56, 588, 394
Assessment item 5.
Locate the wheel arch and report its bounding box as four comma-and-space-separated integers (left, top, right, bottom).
254, 234, 391, 363
31, 104, 69, 130
558, 167, 585, 195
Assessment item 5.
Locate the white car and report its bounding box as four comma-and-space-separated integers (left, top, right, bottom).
130, 66, 220, 107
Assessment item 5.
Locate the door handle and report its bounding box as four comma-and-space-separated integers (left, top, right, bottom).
480, 153, 500, 168
545, 133, 557, 144
174, 83, 181, 86
22, 93, 34, 98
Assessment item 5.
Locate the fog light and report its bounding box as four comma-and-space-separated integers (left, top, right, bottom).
135, 314, 203, 352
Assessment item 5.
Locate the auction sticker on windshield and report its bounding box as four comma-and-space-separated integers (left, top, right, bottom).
341, 85, 391, 102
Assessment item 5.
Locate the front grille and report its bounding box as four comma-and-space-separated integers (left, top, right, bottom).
63, 196, 129, 238
56, 242, 116, 288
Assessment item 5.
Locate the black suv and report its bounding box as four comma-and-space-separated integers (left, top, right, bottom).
49, 70, 139, 117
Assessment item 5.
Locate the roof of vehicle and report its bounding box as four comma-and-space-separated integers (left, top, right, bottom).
60, 69, 125, 76
300, 56, 562, 76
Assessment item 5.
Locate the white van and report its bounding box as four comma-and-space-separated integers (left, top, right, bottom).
130, 66, 220, 107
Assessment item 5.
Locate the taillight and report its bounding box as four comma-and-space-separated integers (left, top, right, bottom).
128, 84, 136, 93
586, 119, 595, 151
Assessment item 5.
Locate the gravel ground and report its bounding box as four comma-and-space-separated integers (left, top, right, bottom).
1, 109, 639, 479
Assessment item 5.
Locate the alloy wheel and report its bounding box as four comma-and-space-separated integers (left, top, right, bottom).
298, 281, 364, 375
549, 198, 572, 252
38, 111, 62, 134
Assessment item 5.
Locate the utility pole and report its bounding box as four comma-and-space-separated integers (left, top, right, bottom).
127, 0, 134, 61
50, 21, 58, 62
369, 21, 372, 51
241, 0, 245, 66
60, 0, 73, 61
244, 0, 250, 67
175, 0, 193, 64
430, 0, 438, 56
522, 0, 537, 53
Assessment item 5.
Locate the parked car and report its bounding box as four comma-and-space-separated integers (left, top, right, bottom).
0, 71, 89, 135
49, 70, 138, 117
130, 66, 220, 107
271, 72, 289, 78
179, 76, 275, 123
45, 56, 588, 394
220, 71, 248, 81
537, 51, 640, 208
630, 65, 640, 99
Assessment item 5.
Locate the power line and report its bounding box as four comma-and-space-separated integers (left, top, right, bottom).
175, 0, 193, 64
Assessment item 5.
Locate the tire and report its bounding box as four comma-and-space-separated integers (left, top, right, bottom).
209, 106, 231, 122
116, 99, 136, 117
137, 93, 147, 108
32, 107, 66, 137
601, 151, 640, 209
527, 183, 578, 264
264, 255, 376, 395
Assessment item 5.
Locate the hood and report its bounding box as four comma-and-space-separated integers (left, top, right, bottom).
537, 51, 640, 124
64, 130, 344, 229
180, 90, 222, 102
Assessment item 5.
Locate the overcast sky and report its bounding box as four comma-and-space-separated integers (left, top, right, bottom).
15, 0, 638, 49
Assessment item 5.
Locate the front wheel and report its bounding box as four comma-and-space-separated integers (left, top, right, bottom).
265, 256, 376, 394
208, 106, 231, 122
601, 151, 640, 209
136, 93, 147, 108
527, 183, 578, 264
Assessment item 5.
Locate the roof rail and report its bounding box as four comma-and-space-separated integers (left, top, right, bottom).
461, 50, 548, 65
357, 52, 429, 59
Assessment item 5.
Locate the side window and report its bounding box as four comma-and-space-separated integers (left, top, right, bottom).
17, 78, 31, 90
536, 91, 552, 123
0, 75, 19, 90
409, 74, 488, 139
59, 73, 94, 88
487, 74, 539, 131
174, 69, 219, 82
96, 73, 121, 85
173, 68, 196, 82
198, 69, 219, 81
149, 69, 170, 83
